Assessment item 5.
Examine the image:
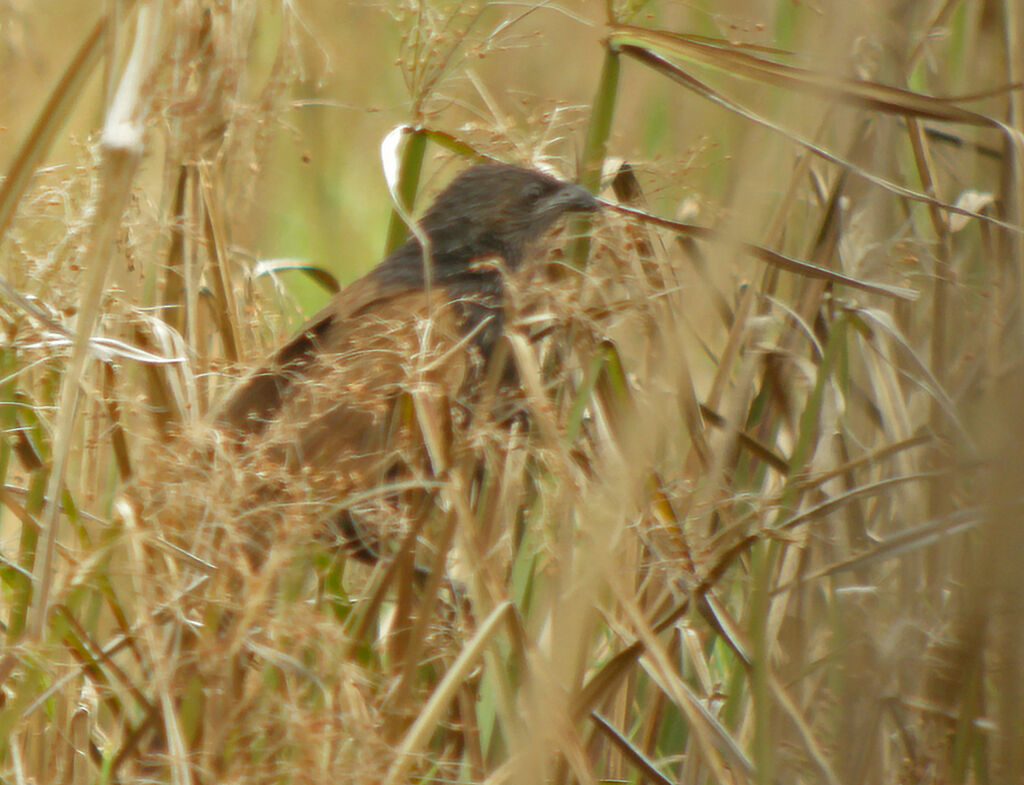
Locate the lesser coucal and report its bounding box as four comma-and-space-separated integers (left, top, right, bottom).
215, 162, 600, 562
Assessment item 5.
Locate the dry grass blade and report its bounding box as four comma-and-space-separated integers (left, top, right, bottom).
131, 323, 186, 434
160, 165, 190, 335
420, 126, 489, 160
0, 13, 114, 242
853, 306, 970, 444
699, 402, 789, 473
768, 674, 842, 785
612, 578, 754, 782
774, 471, 949, 535
589, 711, 675, 785
610, 26, 1001, 125
617, 43, 1024, 235
382, 600, 514, 785
28, 3, 162, 638
3, 1, 1017, 782
776, 507, 981, 592
612, 202, 918, 300
198, 164, 240, 363
252, 259, 341, 294
383, 127, 429, 255
101, 362, 132, 480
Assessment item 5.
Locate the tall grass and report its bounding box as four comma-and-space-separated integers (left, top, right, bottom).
1, 1, 1021, 783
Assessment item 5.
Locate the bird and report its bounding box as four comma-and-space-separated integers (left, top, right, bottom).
215, 161, 601, 564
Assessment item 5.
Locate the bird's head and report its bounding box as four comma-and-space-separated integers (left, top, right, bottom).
415, 162, 601, 274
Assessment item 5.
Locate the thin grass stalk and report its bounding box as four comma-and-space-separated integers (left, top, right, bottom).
741, 153, 846, 493
384, 128, 428, 256
199, 164, 239, 364
386, 508, 457, 724
1003, 0, 1024, 351
754, 315, 847, 783
102, 363, 132, 481
609, 26, 995, 126
0, 15, 110, 242
132, 325, 182, 434
7, 473, 45, 643
28, 4, 161, 638
947, 632, 985, 782
905, 118, 954, 586
185, 167, 202, 363
381, 600, 514, 785
590, 711, 674, 785
160, 165, 189, 334
610, 206, 917, 298
3, 2, 1015, 782
0, 363, 28, 644
986, 397, 1024, 781
614, 41, 1017, 235
613, 579, 747, 783
989, 2, 1024, 749
580, 47, 619, 196
572, 44, 620, 267
748, 538, 774, 785
756, 108, 837, 301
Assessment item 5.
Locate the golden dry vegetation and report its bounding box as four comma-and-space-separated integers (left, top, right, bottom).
2, 1, 1023, 783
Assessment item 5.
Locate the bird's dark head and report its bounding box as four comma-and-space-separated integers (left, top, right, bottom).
400, 162, 600, 279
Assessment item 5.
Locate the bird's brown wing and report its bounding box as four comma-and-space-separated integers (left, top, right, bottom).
218, 278, 497, 506
217, 273, 412, 436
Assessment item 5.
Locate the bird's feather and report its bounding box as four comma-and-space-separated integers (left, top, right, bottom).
212, 162, 599, 562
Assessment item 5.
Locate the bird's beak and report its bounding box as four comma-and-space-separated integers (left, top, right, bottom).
544, 182, 602, 215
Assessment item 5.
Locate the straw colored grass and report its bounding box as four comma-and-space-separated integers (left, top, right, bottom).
2, 1, 1021, 783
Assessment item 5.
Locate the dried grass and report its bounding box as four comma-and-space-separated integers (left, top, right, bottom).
1, 1, 1022, 784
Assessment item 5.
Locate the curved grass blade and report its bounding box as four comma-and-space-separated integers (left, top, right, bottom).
251, 258, 342, 294
0, 12, 121, 242
611, 202, 918, 300
610, 26, 998, 126
383, 126, 428, 256
616, 42, 1024, 236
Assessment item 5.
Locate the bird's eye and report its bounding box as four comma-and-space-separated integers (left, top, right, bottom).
522, 182, 545, 204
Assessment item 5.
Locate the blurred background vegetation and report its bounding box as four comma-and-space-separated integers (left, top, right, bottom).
2, 0, 1023, 783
